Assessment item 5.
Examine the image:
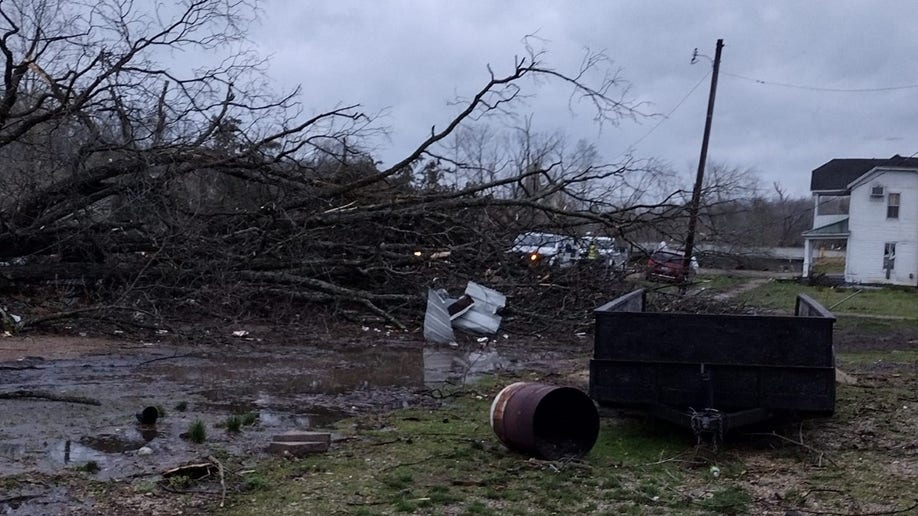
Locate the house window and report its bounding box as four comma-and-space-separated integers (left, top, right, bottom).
887, 193, 900, 219
883, 243, 896, 273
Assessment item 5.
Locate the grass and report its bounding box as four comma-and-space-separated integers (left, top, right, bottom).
210, 342, 917, 516
174, 401, 188, 412
735, 280, 917, 318
240, 412, 258, 426
693, 273, 749, 293
225, 415, 242, 433
187, 420, 207, 444
224, 412, 258, 433
834, 315, 918, 335
698, 486, 752, 513
836, 348, 918, 367
221, 383, 743, 515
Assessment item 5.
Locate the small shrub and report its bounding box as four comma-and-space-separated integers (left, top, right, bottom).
463, 501, 489, 515
393, 499, 417, 513
167, 475, 192, 490
225, 415, 242, 433
242, 474, 269, 491
174, 401, 188, 412
187, 420, 207, 443
155, 405, 167, 418
241, 412, 259, 426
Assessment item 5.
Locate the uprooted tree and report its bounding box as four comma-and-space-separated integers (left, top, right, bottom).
0, 0, 696, 332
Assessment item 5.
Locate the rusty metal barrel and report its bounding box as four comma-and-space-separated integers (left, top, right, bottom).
490, 382, 599, 460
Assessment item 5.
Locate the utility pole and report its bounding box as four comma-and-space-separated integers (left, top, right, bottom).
683, 38, 724, 275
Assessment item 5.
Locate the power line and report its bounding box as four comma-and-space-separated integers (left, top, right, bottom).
621, 70, 710, 154
722, 71, 918, 93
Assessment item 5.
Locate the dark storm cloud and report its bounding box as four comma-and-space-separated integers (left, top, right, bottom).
251, 1, 918, 195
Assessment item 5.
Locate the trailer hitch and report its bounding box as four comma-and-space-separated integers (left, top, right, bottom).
689, 407, 724, 445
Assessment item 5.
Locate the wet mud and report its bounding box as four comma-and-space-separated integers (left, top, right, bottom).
0, 333, 552, 484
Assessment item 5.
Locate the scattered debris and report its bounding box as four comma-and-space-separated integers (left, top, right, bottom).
162, 462, 217, 480
208, 454, 227, 508
423, 281, 506, 345
0, 307, 22, 333
231, 330, 249, 338
267, 431, 331, 457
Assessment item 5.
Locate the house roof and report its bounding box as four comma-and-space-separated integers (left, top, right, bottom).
810, 155, 918, 192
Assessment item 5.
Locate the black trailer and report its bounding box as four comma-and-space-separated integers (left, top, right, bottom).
589, 289, 836, 440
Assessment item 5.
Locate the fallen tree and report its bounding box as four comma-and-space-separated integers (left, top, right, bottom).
0, 0, 695, 333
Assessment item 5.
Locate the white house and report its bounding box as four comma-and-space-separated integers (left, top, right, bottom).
802, 155, 918, 286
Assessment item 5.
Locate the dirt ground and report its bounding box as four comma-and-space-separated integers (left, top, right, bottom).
1, 288, 916, 515
0, 323, 588, 514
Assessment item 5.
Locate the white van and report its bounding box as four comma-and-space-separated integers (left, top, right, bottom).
509, 232, 577, 266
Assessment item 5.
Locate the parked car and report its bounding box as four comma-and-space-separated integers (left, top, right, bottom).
645, 249, 698, 283
509, 232, 577, 266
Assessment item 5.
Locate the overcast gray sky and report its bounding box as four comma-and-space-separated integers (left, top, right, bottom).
250, 1, 918, 196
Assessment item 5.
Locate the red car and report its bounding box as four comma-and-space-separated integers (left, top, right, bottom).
645, 250, 698, 283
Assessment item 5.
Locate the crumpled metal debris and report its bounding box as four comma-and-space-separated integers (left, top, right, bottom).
0, 306, 22, 332
423, 281, 506, 345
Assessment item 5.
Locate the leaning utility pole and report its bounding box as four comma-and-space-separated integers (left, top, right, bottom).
683, 38, 724, 274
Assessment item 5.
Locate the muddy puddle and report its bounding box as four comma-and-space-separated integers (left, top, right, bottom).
0, 335, 531, 484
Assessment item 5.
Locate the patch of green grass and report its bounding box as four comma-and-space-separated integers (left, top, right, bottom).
224, 412, 258, 433
166, 474, 192, 490
240, 412, 258, 426
590, 419, 684, 465
462, 500, 490, 515
174, 401, 188, 412
393, 498, 417, 513
698, 485, 752, 513
835, 316, 918, 336
240, 474, 268, 492
694, 274, 749, 293
225, 415, 242, 433
736, 281, 917, 318
220, 384, 708, 515
426, 485, 460, 505
187, 420, 206, 443
206, 347, 917, 516
380, 473, 413, 491
837, 348, 918, 366
154, 405, 167, 418
132, 480, 158, 494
